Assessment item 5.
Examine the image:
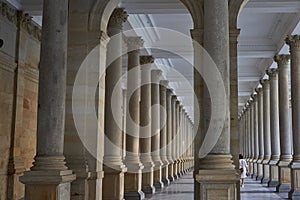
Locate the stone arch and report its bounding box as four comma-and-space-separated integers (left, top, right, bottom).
88, 0, 201, 33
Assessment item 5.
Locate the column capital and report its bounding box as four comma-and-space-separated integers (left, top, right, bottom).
140, 55, 154, 65
166, 88, 174, 96
274, 54, 290, 67
255, 88, 263, 95
172, 95, 177, 101
267, 68, 278, 79
260, 78, 269, 86
151, 69, 162, 83
251, 93, 257, 101
108, 8, 128, 29
160, 80, 169, 88
285, 35, 300, 51
126, 36, 144, 52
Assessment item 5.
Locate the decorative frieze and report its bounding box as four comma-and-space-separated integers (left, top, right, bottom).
0, 2, 18, 25
0, 2, 41, 41
20, 13, 41, 41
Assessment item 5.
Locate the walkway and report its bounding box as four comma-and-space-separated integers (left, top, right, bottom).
148, 172, 194, 200
241, 177, 288, 200
147, 172, 291, 200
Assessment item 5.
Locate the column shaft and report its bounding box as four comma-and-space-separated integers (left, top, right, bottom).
286, 35, 300, 199
103, 8, 128, 200
19, 1, 75, 199
139, 56, 156, 195
256, 88, 264, 181
261, 79, 271, 184
124, 37, 145, 199
275, 54, 292, 192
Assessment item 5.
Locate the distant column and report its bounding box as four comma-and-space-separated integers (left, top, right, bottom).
260, 79, 271, 184
255, 87, 264, 181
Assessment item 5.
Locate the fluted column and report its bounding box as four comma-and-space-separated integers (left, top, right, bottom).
261, 79, 271, 184
19, 1, 76, 199
139, 56, 156, 195
175, 100, 181, 179
171, 96, 178, 180
102, 8, 128, 200
160, 80, 170, 186
274, 55, 292, 192
248, 99, 254, 176
123, 37, 145, 199
151, 69, 164, 190
247, 105, 251, 160
166, 89, 174, 182
286, 35, 300, 199
252, 94, 259, 179
255, 88, 264, 181
267, 69, 281, 187
177, 105, 184, 177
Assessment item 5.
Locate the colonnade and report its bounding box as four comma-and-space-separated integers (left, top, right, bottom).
19, 5, 194, 200
239, 35, 300, 199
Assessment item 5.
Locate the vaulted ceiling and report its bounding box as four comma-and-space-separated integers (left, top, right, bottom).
4, 0, 300, 120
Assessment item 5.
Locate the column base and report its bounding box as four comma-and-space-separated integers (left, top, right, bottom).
268, 160, 279, 187
20, 170, 76, 200
276, 160, 291, 192
142, 184, 155, 196
195, 155, 239, 200
124, 191, 145, 200
256, 160, 263, 181
288, 162, 300, 199
103, 165, 126, 200
162, 165, 170, 186
261, 160, 270, 184
87, 171, 104, 200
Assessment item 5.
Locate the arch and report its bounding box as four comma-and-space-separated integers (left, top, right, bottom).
229, 0, 249, 28
88, 0, 200, 33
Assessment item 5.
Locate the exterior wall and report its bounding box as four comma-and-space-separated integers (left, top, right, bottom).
0, 2, 40, 199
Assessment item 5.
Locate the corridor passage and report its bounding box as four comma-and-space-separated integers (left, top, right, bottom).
241, 177, 288, 200
148, 172, 194, 200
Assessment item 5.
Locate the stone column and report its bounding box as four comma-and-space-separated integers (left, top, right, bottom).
175, 100, 181, 179
286, 35, 300, 199
139, 56, 155, 195
246, 103, 250, 160
177, 105, 184, 177
248, 99, 254, 176
267, 69, 281, 187
229, 28, 241, 175
19, 0, 76, 199
103, 8, 128, 200
124, 37, 145, 200
166, 89, 174, 182
196, 0, 239, 199
255, 88, 264, 181
172, 96, 178, 180
160, 80, 170, 186
260, 79, 271, 184
252, 93, 259, 179
274, 55, 292, 192
151, 69, 164, 190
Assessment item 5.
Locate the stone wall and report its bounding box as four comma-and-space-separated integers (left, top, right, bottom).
0, 2, 40, 199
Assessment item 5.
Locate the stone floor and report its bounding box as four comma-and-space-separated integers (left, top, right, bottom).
241, 177, 288, 200
148, 172, 194, 200
147, 172, 289, 200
